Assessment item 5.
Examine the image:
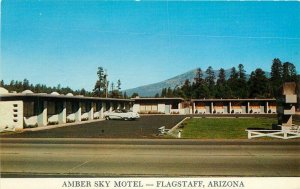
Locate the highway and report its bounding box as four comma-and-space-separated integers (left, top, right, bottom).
1, 139, 299, 177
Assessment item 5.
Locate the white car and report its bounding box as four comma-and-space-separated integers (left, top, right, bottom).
104, 109, 140, 120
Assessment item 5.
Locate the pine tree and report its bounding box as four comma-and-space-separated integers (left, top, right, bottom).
166, 87, 173, 97
238, 64, 246, 80
23, 79, 30, 90
80, 88, 86, 96
131, 92, 139, 98
270, 58, 283, 98
248, 68, 270, 98
181, 79, 191, 99
123, 91, 128, 99
192, 68, 209, 98
93, 67, 108, 97
282, 62, 297, 82
205, 66, 216, 98
117, 79, 122, 98
237, 64, 248, 98
194, 68, 203, 85
161, 88, 167, 97
227, 67, 239, 98
216, 68, 227, 98
217, 68, 226, 85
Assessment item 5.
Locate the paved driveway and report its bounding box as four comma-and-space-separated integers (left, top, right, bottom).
1, 115, 186, 138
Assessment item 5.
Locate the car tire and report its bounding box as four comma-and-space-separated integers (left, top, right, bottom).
123, 117, 128, 121
105, 116, 110, 120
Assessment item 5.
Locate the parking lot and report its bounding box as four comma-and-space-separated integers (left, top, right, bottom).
1, 115, 186, 138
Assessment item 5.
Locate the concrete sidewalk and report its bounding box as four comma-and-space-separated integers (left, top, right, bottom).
1, 137, 299, 145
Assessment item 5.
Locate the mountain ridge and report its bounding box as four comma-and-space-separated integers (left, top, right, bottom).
124, 68, 270, 97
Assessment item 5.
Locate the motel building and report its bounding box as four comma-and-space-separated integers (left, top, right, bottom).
132, 97, 277, 115
0, 87, 133, 131
132, 97, 190, 114
191, 98, 277, 114
0, 87, 276, 131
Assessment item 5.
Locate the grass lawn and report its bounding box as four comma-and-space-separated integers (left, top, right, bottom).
181, 117, 277, 139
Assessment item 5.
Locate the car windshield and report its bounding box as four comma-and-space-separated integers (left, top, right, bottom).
115, 109, 128, 113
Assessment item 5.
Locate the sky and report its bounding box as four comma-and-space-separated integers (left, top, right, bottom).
1, 1, 300, 91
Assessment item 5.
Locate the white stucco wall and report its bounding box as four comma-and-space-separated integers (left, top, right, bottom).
158, 104, 165, 113
132, 104, 140, 113
0, 101, 23, 131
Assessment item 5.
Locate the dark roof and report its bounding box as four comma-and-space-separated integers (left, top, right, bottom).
0, 93, 133, 102
131, 97, 184, 101
191, 98, 276, 102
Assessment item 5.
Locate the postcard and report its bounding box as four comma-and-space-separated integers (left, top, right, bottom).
0, 1, 299, 189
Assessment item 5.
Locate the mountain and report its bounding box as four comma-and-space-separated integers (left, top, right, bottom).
124, 68, 270, 97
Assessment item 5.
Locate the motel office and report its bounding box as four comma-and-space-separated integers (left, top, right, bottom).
0, 87, 276, 130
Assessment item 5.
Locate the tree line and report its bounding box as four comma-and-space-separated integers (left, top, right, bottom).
0, 79, 94, 96
1, 58, 298, 100
0, 66, 128, 98
159, 58, 298, 99
93, 67, 127, 98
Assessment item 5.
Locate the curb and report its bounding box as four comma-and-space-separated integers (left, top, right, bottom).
1, 138, 299, 145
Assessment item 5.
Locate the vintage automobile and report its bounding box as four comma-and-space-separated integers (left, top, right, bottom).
104, 109, 140, 120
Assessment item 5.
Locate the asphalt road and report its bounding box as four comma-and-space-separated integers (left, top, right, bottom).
1, 139, 299, 177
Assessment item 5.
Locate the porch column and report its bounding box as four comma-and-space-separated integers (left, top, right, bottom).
75, 102, 81, 122
109, 102, 113, 112
37, 101, 47, 126
229, 102, 231, 114
247, 102, 250, 114
266, 101, 269, 113
192, 102, 195, 114
88, 102, 93, 120
58, 101, 66, 124
100, 102, 105, 119
211, 102, 214, 114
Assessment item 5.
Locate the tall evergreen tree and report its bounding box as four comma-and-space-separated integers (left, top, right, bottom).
282, 62, 297, 82
205, 66, 216, 98
131, 92, 139, 98
227, 67, 239, 98
123, 91, 128, 99
192, 68, 209, 98
161, 88, 167, 97
217, 68, 226, 85
116, 79, 122, 98
270, 58, 283, 97
166, 87, 173, 97
93, 67, 108, 97
23, 79, 30, 90
194, 68, 203, 85
216, 68, 230, 98
238, 64, 246, 80
181, 79, 191, 99
248, 68, 270, 98
237, 64, 248, 98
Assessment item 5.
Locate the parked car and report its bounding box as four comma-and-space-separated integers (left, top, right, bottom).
104, 109, 140, 120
